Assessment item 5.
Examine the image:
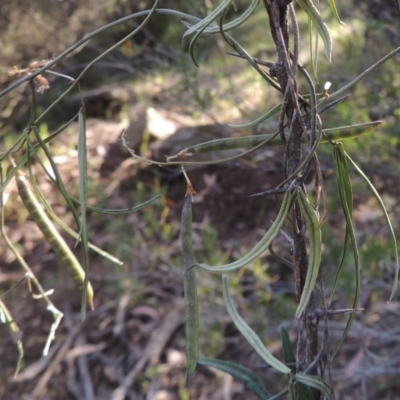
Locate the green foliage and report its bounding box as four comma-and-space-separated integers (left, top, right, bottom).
0, 0, 399, 398
198, 358, 272, 399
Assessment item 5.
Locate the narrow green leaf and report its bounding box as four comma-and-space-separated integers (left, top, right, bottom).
327, 46, 400, 101
16, 173, 94, 310
323, 121, 382, 142
198, 358, 271, 399
0, 133, 26, 161
297, 0, 332, 61
78, 108, 90, 318
186, 0, 235, 66
3, 168, 64, 358
280, 325, 295, 366
307, 15, 319, 82
78, 108, 88, 229
295, 190, 322, 319
329, 142, 354, 304
169, 122, 382, 160
222, 276, 291, 374
298, 382, 315, 400
82, 196, 162, 214
183, 0, 259, 35
289, 382, 296, 400
0, 114, 79, 194
188, 24, 209, 67
345, 152, 399, 301
328, 229, 349, 306
193, 191, 296, 272
220, 32, 281, 91
206, 0, 260, 34
183, 0, 233, 38
295, 374, 331, 398
229, 103, 282, 128
232, 0, 238, 12
327, 0, 345, 25
282, 328, 321, 400
29, 127, 82, 237
26, 181, 123, 266
332, 143, 361, 358
181, 195, 199, 385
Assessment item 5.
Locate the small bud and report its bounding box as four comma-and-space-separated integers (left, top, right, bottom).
322, 81, 331, 97
34, 74, 50, 94
8, 66, 21, 78
29, 60, 49, 70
